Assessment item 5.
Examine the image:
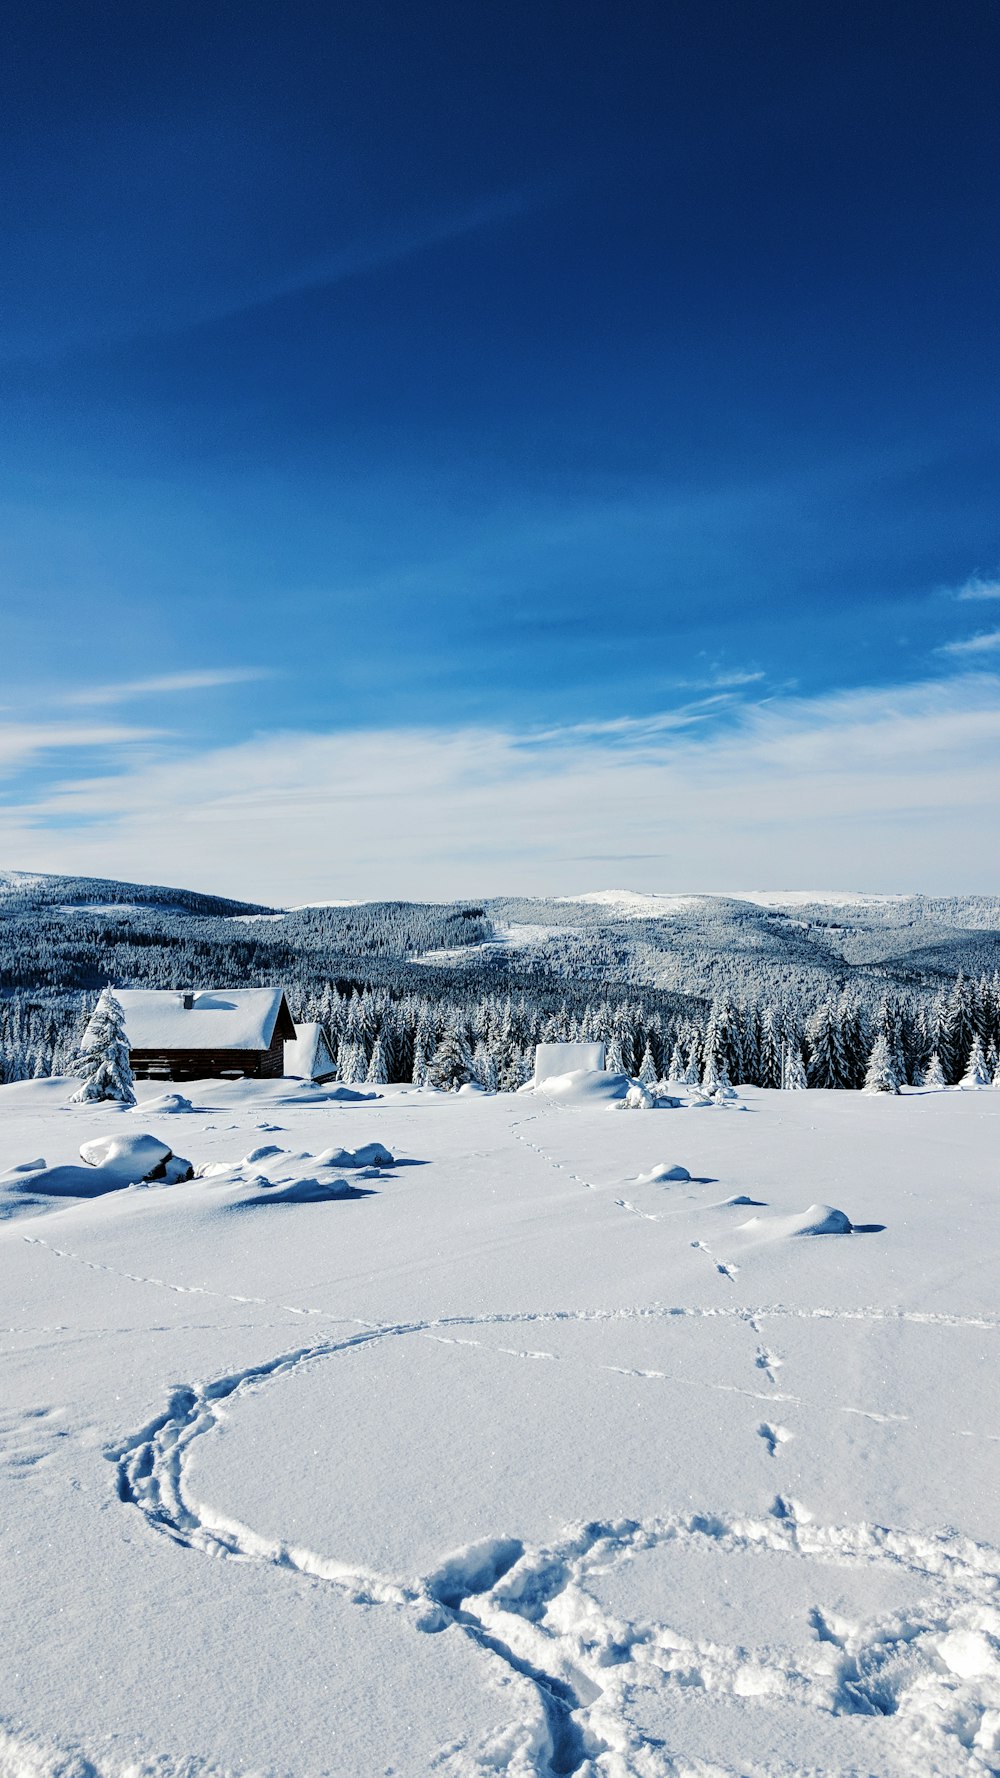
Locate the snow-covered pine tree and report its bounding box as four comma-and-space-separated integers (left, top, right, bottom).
863, 1033, 901, 1095
604, 1033, 626, 1075
471, 1040, 498, 1093
365, 1032, 389, 1086
758, 1007, 783, 1089
961, 1035, 991, 1089
665, 1039, 685, 1086
783, 1043, 808, 1089
922, 1051, 946, 1088
337, 1038, 366, 1084
410, 1034, 429, 1087
69, 987, 136, 1106
682, 1038, 702, 1087
806, 1002, 848, 1090
637, 1039, 658, 1087
428, 1022, 474, 1091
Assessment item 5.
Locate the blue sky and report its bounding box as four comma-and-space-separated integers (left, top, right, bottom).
2, 0, 999, 900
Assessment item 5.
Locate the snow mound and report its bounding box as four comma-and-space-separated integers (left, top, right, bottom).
635, 1163, 691, 1183
315, 1143, 394, 1169
618, 1083, 655, 1110
739, 1202, 854, 1238
193, 1142, 394, 1208
534, 1068, 634, 1105
240, 1175, 356, 1205
134, 1092, 193, 1115
80, 1132, 173, 1178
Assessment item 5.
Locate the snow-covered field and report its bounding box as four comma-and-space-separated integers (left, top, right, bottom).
1, 1079, 999, 1778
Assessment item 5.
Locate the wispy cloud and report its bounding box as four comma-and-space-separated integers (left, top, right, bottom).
939, 630, 1000, 657
3, 674, 1000, 900
0, 722, 159, 776
955, 574, 1000, 602
64, 669, 269, 707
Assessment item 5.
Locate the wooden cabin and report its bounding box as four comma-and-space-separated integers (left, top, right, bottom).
107, 988, 297, 1081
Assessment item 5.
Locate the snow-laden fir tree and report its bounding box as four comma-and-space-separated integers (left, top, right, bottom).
410, 1033, 429, 1087
665, 1039, 685, 1086
69, 987, 136, 1106
337, 1038, 365, 1084
682, 1040, 702, 1087
472, 1040, 498, 1094
365, 1032, 389, 1086
961, 1035, 991, 1089
428, 1021, 474, 1091
922, 1050, 946, 1088
637, 1039, 658, 1087
604, 1033, 626, 1075
807, 1002, 849, 1090
783, 1042, 808, 1089
863, 1033, 901, 1095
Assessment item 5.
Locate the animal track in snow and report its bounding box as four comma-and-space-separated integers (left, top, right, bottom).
757, 1420, 793, 1457
690, 1239, 739, 1282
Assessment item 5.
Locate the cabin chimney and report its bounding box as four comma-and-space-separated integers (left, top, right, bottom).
181, 992, 195, 1010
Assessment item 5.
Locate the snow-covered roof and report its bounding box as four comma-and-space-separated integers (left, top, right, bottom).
284, 1023, 337, 1081
101, 989, 294, 1053
534, 1040, 606, 1085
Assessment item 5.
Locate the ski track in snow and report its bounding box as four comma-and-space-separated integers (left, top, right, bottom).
14, 1112, 1000, 1777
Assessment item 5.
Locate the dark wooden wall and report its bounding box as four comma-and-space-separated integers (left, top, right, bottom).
130, 1022, 285, 1081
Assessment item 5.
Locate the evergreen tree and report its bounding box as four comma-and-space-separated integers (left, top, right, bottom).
428, 1022, 474, 1091
807, 1002, 849, 1089
961, 1035, 991, 1088
665, 1039, 685, 1086
604, 1034, 626, 1075
922, 1051, 946, 1088
365, 1032, 389, 1085
863, 1033, 900, 1095
69, 988, 136, 1106
783, 1043, 808, 1090
682, 1039, 701, 1087
472, 1041, 498, 1094
410, 1034, 429, 1087
637, 1039, 658, 1087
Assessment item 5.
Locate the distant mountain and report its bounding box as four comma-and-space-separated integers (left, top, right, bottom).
2, 871, 999, 1007
0, 869, 274, 920
468, 890, 1000, 1001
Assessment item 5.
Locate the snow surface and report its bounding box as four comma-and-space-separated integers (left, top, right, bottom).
1, 1081, 999, 1777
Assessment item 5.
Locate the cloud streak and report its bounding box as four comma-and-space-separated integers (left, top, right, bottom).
65, 669, 270, 707
939, 630, 1000, 657
955, 575, 1000, 602
2, 674, 1000, 900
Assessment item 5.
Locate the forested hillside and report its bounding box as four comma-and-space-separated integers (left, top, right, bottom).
2, 873, 1000, 1091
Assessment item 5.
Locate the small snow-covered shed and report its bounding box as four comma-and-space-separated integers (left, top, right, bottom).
284, 1022, 338, 1083
533, 1040, 606, 1086
106, 989, 296, 1081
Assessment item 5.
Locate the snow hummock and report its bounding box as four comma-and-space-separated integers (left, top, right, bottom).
79, 1132, 173, 1178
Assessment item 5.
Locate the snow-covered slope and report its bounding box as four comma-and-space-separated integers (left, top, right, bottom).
1, 1079, 998, 1777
